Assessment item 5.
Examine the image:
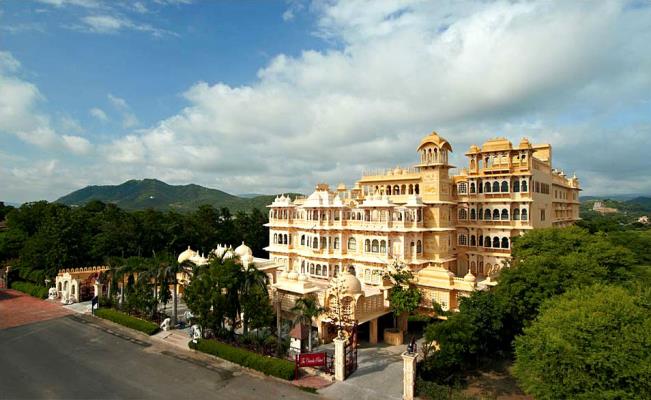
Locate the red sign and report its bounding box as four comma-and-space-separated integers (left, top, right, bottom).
297, 352, 326, 368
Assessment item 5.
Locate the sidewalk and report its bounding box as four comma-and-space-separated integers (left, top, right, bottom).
0, 289, 72, 330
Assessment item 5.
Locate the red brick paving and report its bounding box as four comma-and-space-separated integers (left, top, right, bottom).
0, 289, 72, 330
292, 374, 333, 389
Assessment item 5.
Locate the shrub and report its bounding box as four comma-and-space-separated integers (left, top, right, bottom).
95, 308, 159, 335
416, 378, 479, 400
10, 281, 49, 299
189, 339, 295, 380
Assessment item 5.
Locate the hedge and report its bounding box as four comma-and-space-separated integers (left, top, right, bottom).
189, 339, 295, 380
10, 281, 49, 299
94, 308, 159, 335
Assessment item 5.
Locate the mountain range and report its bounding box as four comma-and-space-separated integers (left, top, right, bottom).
56, 179, 301, 212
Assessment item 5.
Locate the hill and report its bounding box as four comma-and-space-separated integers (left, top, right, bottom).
56, 179, 301, 212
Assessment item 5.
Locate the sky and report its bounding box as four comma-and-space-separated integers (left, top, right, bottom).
1, 0, 650, 203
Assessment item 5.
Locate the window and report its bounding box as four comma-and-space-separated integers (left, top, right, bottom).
484, 209, 491, 220
316, 265, 322, 275
458, 182, 467, 194
479, 236, 483, 246
334, 237, 340, 249
470, 235, 476, 246
484, 182, 491, 193
312, 237, 318, 248
513, 208, 520, 220
501, 181, 509, 192
493, 209, 500, 220
459, 209, 468, 220
485, 236, 491, 247
479, 181, 483, 193
372, 239, 379, 252
492, 181, 500, 192
501, 237, 509, 248
470, 182, 476, 193
348, 237, 356, 251
416, 240, 422, 253
513, 180, 520, 192
478, 208, 483, 220
493, 237, 500, 248
380, 240, 387, 253
365, 239, 371, 252
459, 234, 467, 246
415, 184, 420, 194
521, 180, 528, 192
501, 208, 509, 220
521, 209, 528, 220
541, 209, 546, 221
470, 209, 476, 220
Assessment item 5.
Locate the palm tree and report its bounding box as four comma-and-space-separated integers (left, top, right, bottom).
291, 296, 325, 352
241, 264, 269, 334
166, 260, 191, 326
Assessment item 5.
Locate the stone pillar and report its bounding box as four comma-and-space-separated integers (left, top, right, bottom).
334, 337, 346, 381
369, 318, 378, 345
402, 351, 418, 400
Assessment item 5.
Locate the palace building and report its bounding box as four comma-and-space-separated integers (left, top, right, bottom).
265, 131, 580, 334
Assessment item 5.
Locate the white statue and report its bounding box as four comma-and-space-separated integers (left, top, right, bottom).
190, 324, 202, 342
160, 317, 172, 331
183, 310, 194, 322
48, 287, 58, 300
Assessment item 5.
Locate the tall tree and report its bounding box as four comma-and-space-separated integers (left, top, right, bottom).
291, 296, 325, 352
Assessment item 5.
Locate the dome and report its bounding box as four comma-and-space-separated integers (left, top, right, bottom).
519, 137, 532, 149
234, 242, 253, 259
336, 270, 363, 295
464, 271, 476, 282
177, 246, 197, 264
468, 144, 480, 153
417, 131, 452, 152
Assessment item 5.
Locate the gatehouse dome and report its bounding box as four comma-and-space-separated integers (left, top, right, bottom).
417, 131, 452, 152
338, 270, 362, 295
177, 246, 197, 264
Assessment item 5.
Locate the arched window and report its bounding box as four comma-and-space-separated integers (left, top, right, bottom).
284, 234, 288, 244
513, 180, 520, 192
501, 209, 509, 220
459, 235, 467, 246
501, 181, 509, 192
416, 240, 422, 253
365, 239, 371, 252
57, 282, 62, 291
273, 233, 277, 243
408, 184, 413, 194
458, 182, 467, 194
371, 239, 379, 253
470, 235, 476, 246
521, 180, 528, 192
493, 237, 500, 248
320, 237, 327, 249
484, 209, 492, 220
301, 235, 305, 246
401, 184, 406, 194
459, 209, 467, 220
312, 237, 318, 249
470, 182, 476, 193
478, 208, 483, 220
380, 240, 386, 253
521, 209, 528, 220
323, 266, 328, 276
310, 264, 315, 274
485, 236, 491, 247
485, 263, 491, 274
301, 261, 305, 274
316, 265, 321, 275
484, 182, 491, 193
348, 237, 356, 251
492, 209, 500, 220
386, 185, 392, 195
415, 184, 420, 194
334, 237, 340, 249
513, 208, 520, 220
393, 185, 400, 195
501, 237, 509, 248
479, 236, 483, 246
470, 209, 476, 220
492, 181, 500, 192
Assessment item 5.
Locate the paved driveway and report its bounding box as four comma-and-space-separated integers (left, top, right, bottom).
0, 289, 72, 329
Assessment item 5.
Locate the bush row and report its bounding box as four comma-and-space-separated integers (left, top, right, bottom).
189, 338, 295, 380
94, 308, 159, 335
10, 281, 49, 299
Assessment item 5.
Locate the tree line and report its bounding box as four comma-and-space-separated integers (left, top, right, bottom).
419, 225, 651, 398
0, 200, 269, 286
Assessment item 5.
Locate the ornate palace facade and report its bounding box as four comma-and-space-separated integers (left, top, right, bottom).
265, 132, 580, 316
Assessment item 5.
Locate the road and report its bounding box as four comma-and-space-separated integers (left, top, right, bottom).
0, 312, 315, 399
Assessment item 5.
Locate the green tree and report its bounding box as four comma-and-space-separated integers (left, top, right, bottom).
241, 264, 269, 334
291, 296, 325, 352
385, 262, 421, 331
514, 284, 651, 399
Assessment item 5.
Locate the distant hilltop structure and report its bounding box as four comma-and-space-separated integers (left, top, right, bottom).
593, 201, 618, 214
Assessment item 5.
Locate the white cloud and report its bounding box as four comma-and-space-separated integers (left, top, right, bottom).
62, 135, 92, 155
89, 107, 108, 121
0, 51, 21, 72
108, 93, 139, 128
79, 14, 176, 37
36, 0, 100, 8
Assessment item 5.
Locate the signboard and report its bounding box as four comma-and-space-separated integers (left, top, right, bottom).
297, 352, 326, 368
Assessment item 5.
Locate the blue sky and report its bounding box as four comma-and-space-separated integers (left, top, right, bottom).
1, 0, 650, 203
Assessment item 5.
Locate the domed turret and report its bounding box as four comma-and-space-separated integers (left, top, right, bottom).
464, 271, 476, 283
335, 269, 362, 295
234, 241, 253, 259
178, 246, 197, 264
417, 131, 452, 166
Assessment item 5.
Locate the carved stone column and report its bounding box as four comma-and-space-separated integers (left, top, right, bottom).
334, 337, 346, 381
402, 351, 418, 400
